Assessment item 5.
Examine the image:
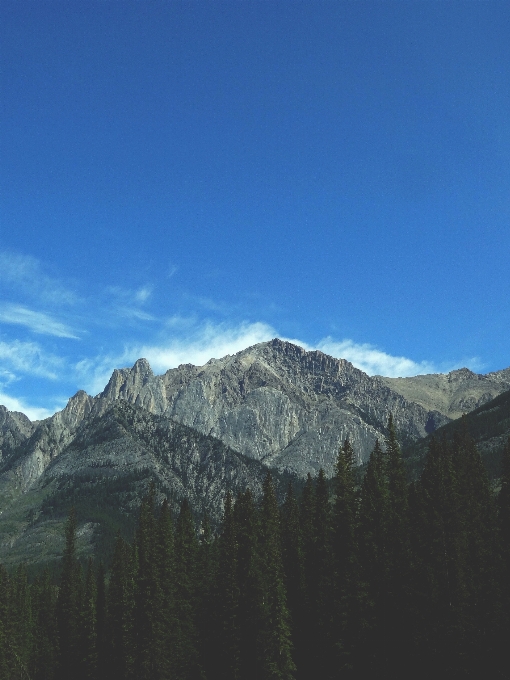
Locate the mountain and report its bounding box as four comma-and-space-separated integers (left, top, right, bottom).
96, 339, 450, 477
403, 385, 510, 481
0, 400, 293, 568
382, 367, 510, 420
1, 337, 509, 568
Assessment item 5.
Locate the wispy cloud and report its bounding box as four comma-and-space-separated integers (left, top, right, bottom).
0, 304, 79, 339
75, 321, 276, 394
0, 391, 55, 421
0, 339, 64, 380
311, 338, 437, 377
0, 251, 80, 306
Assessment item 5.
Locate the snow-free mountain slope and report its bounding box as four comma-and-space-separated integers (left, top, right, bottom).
381, 368, 510, 420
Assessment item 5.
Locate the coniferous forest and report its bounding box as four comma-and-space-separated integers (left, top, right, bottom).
1, 418, 510, 680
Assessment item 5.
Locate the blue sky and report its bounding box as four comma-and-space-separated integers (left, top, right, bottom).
1, 1, 509, 419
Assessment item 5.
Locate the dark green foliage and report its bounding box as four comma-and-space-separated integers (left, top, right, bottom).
281, 483, 305, 676
215, 492, 240, 680
233, 489, 260, 680
80, 559, 97, 680
1, 427, 508, 680
107, 536, 135, 680
331, 439, 366, 676
258, 473, 295, 680
56, 507, 82, 680
173, 498, 201, 680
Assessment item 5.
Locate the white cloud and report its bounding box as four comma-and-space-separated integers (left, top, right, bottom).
0, 339, 64, 380
139, 321, 275, 373
0, 251, 79, 306
134, 285, 153, 303
76, 319, 479, 396
0, 391, 55, 421
312, 338, 438, 377
0, 304, 79, 339
76, 321, 276, 394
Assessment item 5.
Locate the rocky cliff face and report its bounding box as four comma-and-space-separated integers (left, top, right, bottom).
0, 401, 291, 567
96, 339, 449, 476
381, 367, 510, 420
0, 406, 34, 466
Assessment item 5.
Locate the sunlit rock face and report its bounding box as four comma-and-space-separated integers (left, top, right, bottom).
95, 339, 451, 477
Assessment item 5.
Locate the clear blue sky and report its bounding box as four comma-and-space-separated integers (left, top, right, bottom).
1, 1, 509, 418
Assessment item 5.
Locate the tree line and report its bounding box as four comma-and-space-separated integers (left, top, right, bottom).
1, 416, 509, 680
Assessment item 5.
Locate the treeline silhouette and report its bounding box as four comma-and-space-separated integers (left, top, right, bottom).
1, 416, 509, 680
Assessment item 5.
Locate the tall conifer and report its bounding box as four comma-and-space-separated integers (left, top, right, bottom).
56, 507, 82, 680
258, 473, 295, 680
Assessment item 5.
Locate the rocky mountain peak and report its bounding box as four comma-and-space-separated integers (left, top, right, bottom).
447, 368, 479, 382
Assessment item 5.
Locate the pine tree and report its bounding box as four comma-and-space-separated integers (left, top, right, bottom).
80, 558, 98, 680
133, 484, 163, 680
299, 473, 316, 679
215, 492, 240, 680
30, 569, 58, 680
96, 562, 107, 680
107, 535, 135, 680
310, 469, 333, 679
155, 497, 175, 680
196, 512, 216, 679
281, 483, 305, 678
382, 416, 412, 677
331, 439, 365, 676
173, 497, 200, 680
258, 472, 295, 680
56, 507, 82, 680
234, 489, 260, 680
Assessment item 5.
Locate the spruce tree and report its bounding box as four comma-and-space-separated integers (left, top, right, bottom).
30, 568, 58, 680
281, 483, 305, 678
156, 498, 175, 680
96, 562, 107, 680
331, 439, 365, 676
56, 507, 82, 680
80, 558, 98, 680
234, 489, 260, 680
173, 497, 200, 680
258, 472, 295, 680
107, 535, 135, 680
215, 492, 240, 680
133, 485, 163, 680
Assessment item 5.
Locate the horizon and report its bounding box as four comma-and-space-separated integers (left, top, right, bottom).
2, 335, 505, 422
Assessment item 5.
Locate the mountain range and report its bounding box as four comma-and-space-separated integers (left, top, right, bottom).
1, 338, 509, 568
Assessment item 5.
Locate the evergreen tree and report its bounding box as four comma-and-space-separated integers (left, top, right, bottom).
173, 498, 201, 680
56, 507, 82, 680
30, 569, 58, 680
234, 489, 260, 680
155, 497, 175, 680
258, 472, 295, 680
133, 484, 164, 680
107, 535, 135, 680
281, 483, 305, 678
299, 473, 316, 680
331, 439, 365, 676
196, 512, 217, 679
215, 492, 240, 680
95, 562, 107, 680
382, 416, 412, 677
80, 558, 98, 680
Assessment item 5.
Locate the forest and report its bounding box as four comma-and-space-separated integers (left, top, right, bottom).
1, 416, 509, 680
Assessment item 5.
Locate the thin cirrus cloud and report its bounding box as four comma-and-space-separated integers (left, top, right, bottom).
0, 339, 64, 380
0, 251, 80, 306
0, 304, 79, 339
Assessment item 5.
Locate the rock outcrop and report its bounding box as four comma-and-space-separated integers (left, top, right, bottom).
381, 367, 510, 420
